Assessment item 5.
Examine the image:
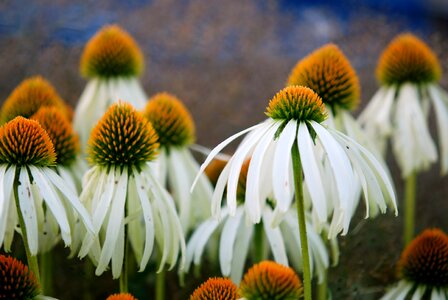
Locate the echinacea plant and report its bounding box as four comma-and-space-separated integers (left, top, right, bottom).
0, 117, 94, 284
193, 85, 397, 300
239, 261, 303, 300
106, 293, 138, 300
74, 25, 148, 149
77, 102, 185, 293
189, 277, 238, 300
143, 92, 213, 233
0, 76, 72, 124
358, 33, 448, 245
381, 228, 448, 300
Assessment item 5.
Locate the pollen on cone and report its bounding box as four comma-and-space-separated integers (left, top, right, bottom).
0, 76, 71, 124
376, 33, 441, 85
106, 293, 138, 300
143, 92, 196, 148
32, 107, 80, 166
0, 116, 56, 167
239, 261, 303, 299
398, 228, 448, 287
287, 44, 360, 111
266, 85, 327, 123
189, 277, 238, 300
80, 24, 144, 78
88, 102, 159, 167
0, 254, 40, 299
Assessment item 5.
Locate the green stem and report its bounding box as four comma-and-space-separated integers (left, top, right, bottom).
292, 140, 312, 300
119, 230, 129, 293
39, 251, 53, 296
404, 172, 417, 246
254, 222, 264, 263
316, 268, 327, 300
155, 269, 166, 300
13, 173, 41, 283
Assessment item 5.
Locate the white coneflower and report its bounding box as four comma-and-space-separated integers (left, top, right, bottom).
185, 159, 330, 284
143, 92, 213, 232
0, 117, 93, 282
78, 102, 185, 287
382, 229, 448, 300
74, 25, 147, 150
192, 86, 397, 300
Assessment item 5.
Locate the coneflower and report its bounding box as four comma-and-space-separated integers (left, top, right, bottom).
74, 24, 147, 150
106, 293, 138, 300
77, 102, 185, 293
190, 277, 238, 300
0, 254, 40, 300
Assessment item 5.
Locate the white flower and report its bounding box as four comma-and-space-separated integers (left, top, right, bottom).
193, 86, 397, 237
77, 102, 185, 278
0, 117, 93, 255
358, 33, 448, 177
184, 205, 331, 284
74, 25, 147, 149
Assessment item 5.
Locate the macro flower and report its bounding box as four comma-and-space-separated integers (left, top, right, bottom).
185, 159, 331, 283
0, 254, 40, 300
0, 76, 71, 124
239, 261, 303, 300
189, 277, 238, 300
381, 229, 448, 299
74, 24, 147, 149
106, 293, 138, 300
143, 92, 213, 232
0, 117, 93, 255
193, 85, 397, 237
358, 33, 448, 177
78, 102, 185, 279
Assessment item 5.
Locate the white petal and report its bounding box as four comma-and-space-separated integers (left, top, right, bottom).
380, 281, 412, 300
428, 84, 448, 174
219, 208, 244, 276
262, 208, 288, 266
411, 285, 426, 300
111, 221, 125, 279
211, 163, 231, 218
230, 219, 254, 284
0, 165, 12, 245
126, 172, 144, 263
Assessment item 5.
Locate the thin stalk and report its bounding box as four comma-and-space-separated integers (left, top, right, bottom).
291, 140, 312, 300
39, 251, 53, 295
316, 268, 327, 300
404, 172, 417, 246
13, 172, 41, 283
155, 269, 166, 300
254, 222, 264, 263
119, 229, 129, 293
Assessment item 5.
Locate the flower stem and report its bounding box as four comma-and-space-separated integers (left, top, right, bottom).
39, 251, 53, 296
13, 173, 41, 283
119, 230, 129, 293
156, 269, 166, 300
404, 172, 417, 246
291, 140, 312, 300
316, 269, 327, 300
254, 222, 264, 263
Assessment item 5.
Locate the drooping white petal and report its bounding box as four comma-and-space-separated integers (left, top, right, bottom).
229, 219, 254, 284
126, 172, 144, 263
262, 208, 288, 266
219, 208, 244, 276
380, 280, 412, 300
111, 221, 125, 279
17, 168, 39, 255
428, 84, 448, 174
3, 165, 16, 251
0, 165, 12, 246
411, 285, 426, 300
211, 163, 231, 218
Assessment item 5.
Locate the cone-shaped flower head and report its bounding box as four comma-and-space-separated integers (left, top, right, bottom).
398, 228, 448, 287
239, 261, 303, 299
106, 293, 138, 300
81, 25, 144, 78
266, 85, 327, 123
0, 117, 56, 167
0, 76, 70, 124
287, 44, 360, 111
0, 255, 40, 300
190, 277, 238, 300
377, 33, 441, 86
88, 102, 159, 167
31, 107, 79, 166
143, 92, 196, 148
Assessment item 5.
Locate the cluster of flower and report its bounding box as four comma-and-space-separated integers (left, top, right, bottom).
0, 24, 447, 300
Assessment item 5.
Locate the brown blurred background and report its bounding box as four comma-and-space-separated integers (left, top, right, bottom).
1, 0, 448, 299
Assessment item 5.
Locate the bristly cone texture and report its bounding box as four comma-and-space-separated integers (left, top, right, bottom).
287, 44, 360, 111
0, 116, 56, 167
88, 102, 159, 167
376, 33, 441, 85
0, 255, 40, 300
31, 107, 80, 166
143, 92, 196, 148
398, 228, 448, 288
266, 85, 327, 123
239, 261, 303, 300
190, 277, 238, 300
106, 293, 138, 300
0, 76, 70, 124
80, 24, 144, 78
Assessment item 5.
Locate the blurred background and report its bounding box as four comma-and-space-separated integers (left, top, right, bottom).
0, 0, 448, 299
